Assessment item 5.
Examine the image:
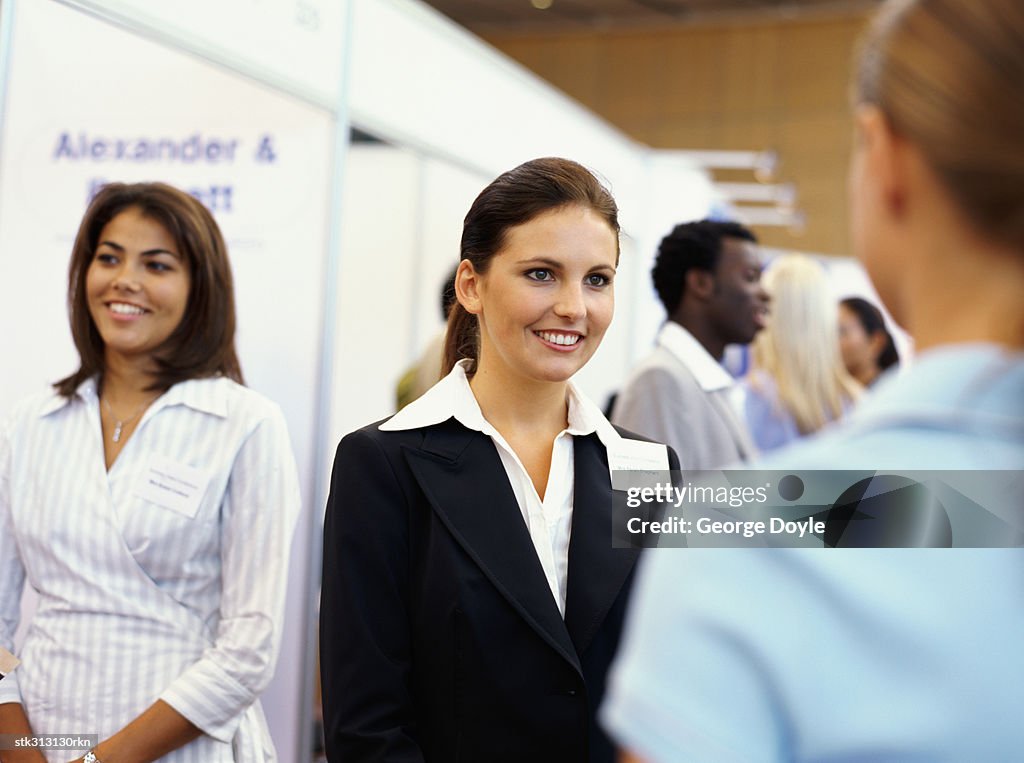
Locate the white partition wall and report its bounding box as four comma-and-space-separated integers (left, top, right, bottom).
56, 0, 348, 106
340, 0, 717, 412
347, 0, 715, 241
327, 146, 488, 446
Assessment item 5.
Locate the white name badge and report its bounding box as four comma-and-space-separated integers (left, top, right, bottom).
0, 646, 19, 677
134, 456, 211, 518
608, 438, 671, 491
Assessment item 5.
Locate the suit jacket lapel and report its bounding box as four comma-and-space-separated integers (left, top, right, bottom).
403, 419, 580, 672
564, 433, 640, 657
709, 387, 758, 460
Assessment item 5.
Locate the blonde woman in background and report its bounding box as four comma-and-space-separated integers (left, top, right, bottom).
741, 254, 860, 452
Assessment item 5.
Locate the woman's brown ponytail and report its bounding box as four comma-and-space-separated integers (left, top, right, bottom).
442, 299, 479, 375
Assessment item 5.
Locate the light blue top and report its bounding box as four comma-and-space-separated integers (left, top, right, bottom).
601, 344, 1024, 763
740, 369, 854, 453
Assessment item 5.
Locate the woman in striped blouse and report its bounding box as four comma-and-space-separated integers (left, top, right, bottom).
0, 183, 300, 762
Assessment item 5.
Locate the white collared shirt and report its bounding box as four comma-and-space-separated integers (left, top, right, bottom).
657, 321, 735, 392
0, 376, 301, 762
659, 321, 747, 416
382, 360, 620, 616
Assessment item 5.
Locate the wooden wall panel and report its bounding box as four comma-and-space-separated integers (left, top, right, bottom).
545, 37, 604, 111
483, 13, 870, 254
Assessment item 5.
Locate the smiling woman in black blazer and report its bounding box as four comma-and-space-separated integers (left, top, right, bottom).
320, 157, 675, 763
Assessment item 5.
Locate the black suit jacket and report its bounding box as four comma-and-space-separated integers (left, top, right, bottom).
320, 416, 676, 762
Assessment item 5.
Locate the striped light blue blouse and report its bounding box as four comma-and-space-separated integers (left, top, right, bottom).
0, 376, 301, 762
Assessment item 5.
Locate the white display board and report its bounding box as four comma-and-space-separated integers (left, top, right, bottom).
59, 0, 348, 107
327, 146, 487, 446
0, 2, 336, 760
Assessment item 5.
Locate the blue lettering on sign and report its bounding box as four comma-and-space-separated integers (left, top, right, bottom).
255, 135, 277, 163
54, 132, 242, 164
187, 185, 234, 213
87, 179, 235, 214
54, 132, 76, 160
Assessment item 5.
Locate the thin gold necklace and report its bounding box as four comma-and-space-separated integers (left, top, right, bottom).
100, 396, 155, 443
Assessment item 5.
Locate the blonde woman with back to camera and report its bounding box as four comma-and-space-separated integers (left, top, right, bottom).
742, 254, 861, 452
602, 0, 1024, 760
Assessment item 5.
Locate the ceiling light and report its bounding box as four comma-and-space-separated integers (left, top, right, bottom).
731, 206, 806, 233
671, 149, 778, 181
531, 0, 554, 9
713, 182, 796, 207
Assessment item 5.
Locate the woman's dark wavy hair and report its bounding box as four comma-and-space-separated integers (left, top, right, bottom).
54, 182, 243, 397
442, 157, 620, 375
841, 296, 900, 371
